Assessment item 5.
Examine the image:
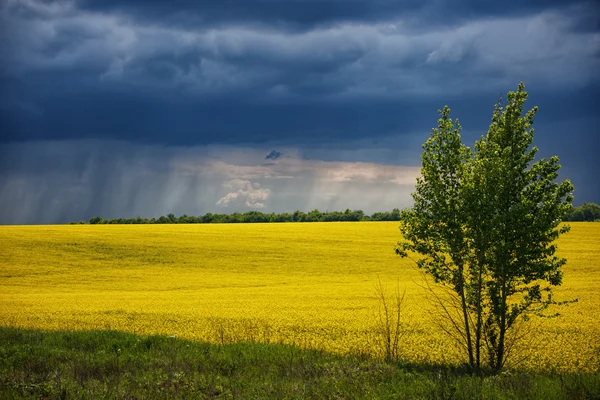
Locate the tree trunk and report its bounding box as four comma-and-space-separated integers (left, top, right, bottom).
458, 264, 475, 370
495, 274, 508, 372
475, 252, 484, 372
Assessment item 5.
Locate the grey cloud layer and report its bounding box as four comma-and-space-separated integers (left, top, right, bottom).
1, 0, 597, 220
2, 0, 598, 99
78, 0, 585, 30
0, 140, 418, 224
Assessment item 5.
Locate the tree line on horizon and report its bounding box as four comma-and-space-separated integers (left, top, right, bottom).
81, 208, 402, 225
74, 202, 599, 225
562, 202, 600, 222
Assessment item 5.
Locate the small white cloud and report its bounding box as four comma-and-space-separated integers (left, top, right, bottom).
216, 179, 270, 208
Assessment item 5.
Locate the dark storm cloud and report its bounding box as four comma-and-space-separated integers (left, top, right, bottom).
0, 0, 598, 224
2, 82, 597, 148
76, 0, 585, 30
265, 150, 282, 160
78, 0, 408, 29
2, 0, 598, 99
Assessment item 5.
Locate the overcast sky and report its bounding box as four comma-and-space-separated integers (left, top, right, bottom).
1, 0, 599, 224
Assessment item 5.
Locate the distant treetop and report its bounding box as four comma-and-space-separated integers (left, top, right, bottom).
563, 203, 600, 222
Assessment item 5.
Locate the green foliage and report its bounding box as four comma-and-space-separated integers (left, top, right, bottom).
82, 209, 400, 225
396, 83, 574, 373
563, 203, 600, 222
89, 216, 103, 224
371, 209, 401, 221
2, 327, 598, 399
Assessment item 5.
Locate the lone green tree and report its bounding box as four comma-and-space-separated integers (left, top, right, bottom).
396, 83, 574, 373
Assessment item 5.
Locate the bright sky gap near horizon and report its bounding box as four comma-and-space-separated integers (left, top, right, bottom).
0, 0, 598, 224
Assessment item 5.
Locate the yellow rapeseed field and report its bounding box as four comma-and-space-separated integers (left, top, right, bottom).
1, 222, 599, 372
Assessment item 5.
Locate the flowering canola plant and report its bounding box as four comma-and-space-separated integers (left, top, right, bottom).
1, 222, 598, 372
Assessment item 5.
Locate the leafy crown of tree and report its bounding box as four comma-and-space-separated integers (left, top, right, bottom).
396, 82, 574, 373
